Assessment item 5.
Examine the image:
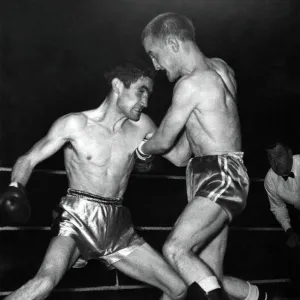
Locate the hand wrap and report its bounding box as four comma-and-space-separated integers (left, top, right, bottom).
135, 139, 154, 172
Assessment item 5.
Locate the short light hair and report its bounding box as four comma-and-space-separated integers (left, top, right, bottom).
141, 12, 195, 44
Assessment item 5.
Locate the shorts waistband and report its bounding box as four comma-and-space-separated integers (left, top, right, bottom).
188, 152, 244, 166
67, 188, 123, 205
197, 151, 244, 159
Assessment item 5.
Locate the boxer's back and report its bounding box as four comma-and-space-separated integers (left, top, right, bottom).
183, 58, 241, 156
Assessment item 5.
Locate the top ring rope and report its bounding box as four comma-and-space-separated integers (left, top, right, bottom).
0, 167, 264, 182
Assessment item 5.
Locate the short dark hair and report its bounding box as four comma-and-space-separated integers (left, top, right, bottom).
141, 12, 195, 44
104, 58, 155, 89
264, 138, 290, 151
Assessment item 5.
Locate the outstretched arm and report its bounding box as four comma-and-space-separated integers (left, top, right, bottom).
11, 113, 84, 186
0, 114, 84, 226
141, 79, 196, 155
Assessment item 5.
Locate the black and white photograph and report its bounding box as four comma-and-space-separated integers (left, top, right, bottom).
1, 1, 300, 299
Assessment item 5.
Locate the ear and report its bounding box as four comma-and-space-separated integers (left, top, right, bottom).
112, 78, 124, 95
167, 36, 179, 52
288, 148, 293, 157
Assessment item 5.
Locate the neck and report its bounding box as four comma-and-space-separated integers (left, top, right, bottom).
180, 42, 208, 76
94, 93, 127, 132
283, 160, 294, 176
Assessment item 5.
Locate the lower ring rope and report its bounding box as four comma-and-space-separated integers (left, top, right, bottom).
0, 278, 290, 296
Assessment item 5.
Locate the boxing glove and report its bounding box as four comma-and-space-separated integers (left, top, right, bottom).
285, 228, 300, 248
135, 138, 154, 172
0, 182, 31, 226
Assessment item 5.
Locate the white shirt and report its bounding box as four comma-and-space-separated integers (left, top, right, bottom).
264, 155, 300, 232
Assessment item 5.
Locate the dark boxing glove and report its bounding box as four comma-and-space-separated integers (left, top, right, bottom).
285, 228, 300, 248
0, 182, 31, 226
135, 139, 154, 172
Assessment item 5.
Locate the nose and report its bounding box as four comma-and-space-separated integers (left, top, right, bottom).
151, 58, 161, 71
271, 159, 278, 168
141, 97, 148, 108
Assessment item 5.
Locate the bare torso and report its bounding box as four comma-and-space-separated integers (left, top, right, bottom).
182, 58, 241, 156
64, 110, 149, 198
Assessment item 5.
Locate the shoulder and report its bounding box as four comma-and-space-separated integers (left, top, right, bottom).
293, 155, 300, 164
173, 74, 200, 100
211, 58, 235, 74
264, 168, 277, 188
130, 113, 156, 132
52, 112, 88, 133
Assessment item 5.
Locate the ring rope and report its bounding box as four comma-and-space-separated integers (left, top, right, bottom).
0, 167, 264, 182
0, 169, 287, 294
0, 166, 277, 232
0, 226, 283, 232
0, 278, 290, 296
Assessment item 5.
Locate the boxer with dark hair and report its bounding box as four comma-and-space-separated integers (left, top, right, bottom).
3, 60, 186, 300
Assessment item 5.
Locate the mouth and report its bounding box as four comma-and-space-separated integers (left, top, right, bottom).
275, 166, 285, 175
134, 107, 144, 114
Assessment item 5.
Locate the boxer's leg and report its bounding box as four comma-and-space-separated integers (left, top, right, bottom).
162, 196, 229, 300
112, 242, 187, 300
5, 236, 80, 300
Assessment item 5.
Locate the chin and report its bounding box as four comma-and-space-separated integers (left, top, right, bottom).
167, 72, 180, 83
167, 74, 175, 82
130, 115, 140, 122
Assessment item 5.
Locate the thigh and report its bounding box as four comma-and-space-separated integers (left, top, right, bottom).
113, 242, 186, 296
36, 236, 80, 283
168, 196, 228, 251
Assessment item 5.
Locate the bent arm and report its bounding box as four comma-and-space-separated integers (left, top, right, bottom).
142, 80, 196, 155
134, 115, 157, 172
163, 131, 192, 167
264, 179, 291, 231
11, 114, 82, 186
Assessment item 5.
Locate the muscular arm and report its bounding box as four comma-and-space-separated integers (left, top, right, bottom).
11, 114, 84, 186
163, 130, 192, 167
142, 79, 196, 155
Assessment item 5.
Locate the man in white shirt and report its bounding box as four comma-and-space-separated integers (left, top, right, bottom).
264, 140, 300, 294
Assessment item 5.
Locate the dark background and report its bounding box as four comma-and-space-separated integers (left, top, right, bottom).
1, 2, 300, 297
1, 0, 300, 178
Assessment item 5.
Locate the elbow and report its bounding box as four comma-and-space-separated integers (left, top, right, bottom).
168, 157, 189, 167
174, 160, 189, 167
159, 140, 173, 154
172, 161, 183, 167
160, 145, 171, 154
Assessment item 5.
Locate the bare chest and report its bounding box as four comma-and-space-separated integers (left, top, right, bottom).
67, 125, 138, 164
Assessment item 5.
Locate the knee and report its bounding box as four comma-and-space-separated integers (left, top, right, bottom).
163, 237, 189, 265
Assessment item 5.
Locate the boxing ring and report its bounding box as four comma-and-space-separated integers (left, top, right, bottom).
0, 167, 293, 299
